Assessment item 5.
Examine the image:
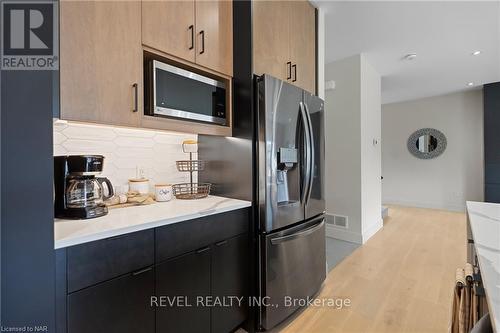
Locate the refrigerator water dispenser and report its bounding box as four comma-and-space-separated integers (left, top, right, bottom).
277, 147, 298, 204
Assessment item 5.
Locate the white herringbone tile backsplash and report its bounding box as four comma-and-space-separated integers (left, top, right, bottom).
53, 120, 197, 192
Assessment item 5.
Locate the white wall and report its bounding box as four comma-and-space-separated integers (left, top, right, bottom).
325, 55, 362, 241
360, 59, 382, 240
382, 90, 484, 211
325, 54, 382, 244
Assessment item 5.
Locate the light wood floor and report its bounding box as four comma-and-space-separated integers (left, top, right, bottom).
279, 205, 467, 333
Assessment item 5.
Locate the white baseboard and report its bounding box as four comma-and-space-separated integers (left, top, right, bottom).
325, 224, 362, 244
362, 218, 383, 243
382, 197, 465, 212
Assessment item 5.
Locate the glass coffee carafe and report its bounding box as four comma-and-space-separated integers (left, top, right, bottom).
66, 176, 114, 209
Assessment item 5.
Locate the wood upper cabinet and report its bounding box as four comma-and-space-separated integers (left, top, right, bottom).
252, 1, 290, 81
141, 1, 196, 63
142, 0, 233, 76
289, 1, 316, 94
253, 0, 316, 94
60, 1, 142, 126
195, 1, 233, 76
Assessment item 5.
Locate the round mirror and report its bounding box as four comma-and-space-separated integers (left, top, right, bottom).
415, 134, 438, 153
408, 128, 447, 159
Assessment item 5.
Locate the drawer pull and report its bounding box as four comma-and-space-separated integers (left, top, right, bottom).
107, 234, 129, 241
215, 240, 228, 247
132, 266, 153, 276
196, 246, 210, 254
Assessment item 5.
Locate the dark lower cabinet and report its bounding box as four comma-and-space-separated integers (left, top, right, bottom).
57, 208, 251, 333
156, 248, 211, 333
212, 234, 249, 333
67, 268, 155, 333
485, 183, 500, 203
67, 229, 154, 293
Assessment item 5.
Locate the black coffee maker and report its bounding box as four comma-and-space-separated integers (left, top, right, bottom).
54, 155, 114, 219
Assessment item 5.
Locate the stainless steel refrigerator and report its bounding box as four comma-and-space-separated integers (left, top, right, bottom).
256, 75, 326, 330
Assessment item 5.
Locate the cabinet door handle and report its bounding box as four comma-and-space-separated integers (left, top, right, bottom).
196, 246, 210, 254
132, 266, 153, 276
188, 25, 194, 50
292, 64, 297, 82
215, 240, 228, 247
132, 83, 138, 112
199, 30, 205, 54
286, 61, 292, 80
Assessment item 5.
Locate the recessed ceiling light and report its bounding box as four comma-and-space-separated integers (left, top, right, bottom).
472, 50, 481, 56
403, 54, 417, 61
467, 82, 474, 86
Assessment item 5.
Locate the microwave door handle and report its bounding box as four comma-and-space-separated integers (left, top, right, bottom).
303, 102, 314, 204
299, 102, 311, 204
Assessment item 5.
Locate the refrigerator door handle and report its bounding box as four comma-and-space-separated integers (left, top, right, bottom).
299, 102, 312, 204
303, 102, 315, 205
270, 220, 325, 245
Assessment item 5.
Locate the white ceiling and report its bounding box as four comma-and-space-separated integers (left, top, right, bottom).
316, 1, 500, 104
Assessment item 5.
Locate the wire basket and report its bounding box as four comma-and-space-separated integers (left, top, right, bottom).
172, 183, 211, 199
176, 160, 206, 172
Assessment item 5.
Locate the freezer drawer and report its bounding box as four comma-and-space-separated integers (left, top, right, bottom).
260, 217, 326, 330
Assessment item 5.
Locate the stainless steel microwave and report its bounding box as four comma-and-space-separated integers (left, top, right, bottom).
145, 60, 227, 126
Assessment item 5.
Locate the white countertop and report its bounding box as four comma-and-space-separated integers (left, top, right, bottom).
54, 196, 252, 249
466, 201, 500, 332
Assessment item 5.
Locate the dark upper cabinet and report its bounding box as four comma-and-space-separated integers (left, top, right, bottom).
67, 268, 155, 333
156, 248, 211, 333
211, 234, 249, 333
484, 82, 500, 202
484, 82, 500, 164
